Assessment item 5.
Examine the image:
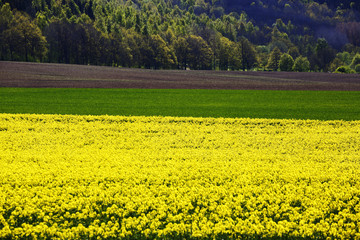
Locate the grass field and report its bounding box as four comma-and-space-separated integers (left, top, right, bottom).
1, 87, 360, 120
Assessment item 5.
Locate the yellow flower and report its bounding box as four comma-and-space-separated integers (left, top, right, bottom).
0, 113, 360, 239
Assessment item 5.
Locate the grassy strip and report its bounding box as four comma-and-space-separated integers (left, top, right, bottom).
1, 88, 360, 120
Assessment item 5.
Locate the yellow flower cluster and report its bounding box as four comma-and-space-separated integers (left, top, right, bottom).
1, 113, 360, 239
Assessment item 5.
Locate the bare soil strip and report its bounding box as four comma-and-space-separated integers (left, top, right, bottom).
1, 61, 360, 90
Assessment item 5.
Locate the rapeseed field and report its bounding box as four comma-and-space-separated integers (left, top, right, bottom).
1, 113, 360, 239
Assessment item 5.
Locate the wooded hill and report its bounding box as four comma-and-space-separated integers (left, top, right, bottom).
1, 0, 360, 73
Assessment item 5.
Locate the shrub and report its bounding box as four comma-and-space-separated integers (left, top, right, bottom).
355, 64, 360, 73
335, 65, 355, 74
351, 54, 360, 68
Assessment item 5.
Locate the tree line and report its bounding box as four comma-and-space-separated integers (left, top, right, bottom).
0, 0, 360, 73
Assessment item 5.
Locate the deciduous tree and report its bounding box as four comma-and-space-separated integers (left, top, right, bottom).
1, 9, 47, 61
279, 53, 294, 71
218, 36, 235, 70
186, 35, 213, 70
148, 34, 177, 69
311, 38, 336, 72
238, 37, 257, 71
174, 37, 189, 69
293, 56, 310, 72
0, 3, 13, 60
266, 47, 282, 71
337, 22, 360, 47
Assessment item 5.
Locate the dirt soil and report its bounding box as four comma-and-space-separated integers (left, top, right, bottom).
1, 61, 360, 90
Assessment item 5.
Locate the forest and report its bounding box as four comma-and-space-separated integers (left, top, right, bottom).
0, 0, 360, 73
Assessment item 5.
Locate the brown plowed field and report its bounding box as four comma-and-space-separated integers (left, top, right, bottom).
1, 61, 360, 90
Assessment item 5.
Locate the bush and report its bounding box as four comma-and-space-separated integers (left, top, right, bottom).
335, 65, 356, 74
355, 64, 360, 73
351, 54, 360, 68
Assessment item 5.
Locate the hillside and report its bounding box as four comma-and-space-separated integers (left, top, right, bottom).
0, 0, 360, 73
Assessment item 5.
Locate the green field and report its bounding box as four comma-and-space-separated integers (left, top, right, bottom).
1, 88, 360, 120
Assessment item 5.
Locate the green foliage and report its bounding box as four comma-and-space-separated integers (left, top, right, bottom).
174, 37, 188, 69
266, 47, 282, 71
268, 25, 293, 53
186, 35, 213, 70
218, 36, 236, 70
351, 54, 360, 68
0, 7, 47, 61
288, 46, 300, 59
335, 65, 356, 74
147, 34, 177, 69
312, 38, 336, 71
293, 56, 310, 72
337, 51, 352, 65
0, 3, 13, 28
239, 37, 257, 71
0, 0, 359, 71
355, 64, 360, 73
0, 3, 13, 60
329, 58, 344, 72
256, 45, 270, 70
279, 53, 294, 71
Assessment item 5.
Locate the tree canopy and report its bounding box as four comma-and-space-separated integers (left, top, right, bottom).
0, 0, 359, 72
